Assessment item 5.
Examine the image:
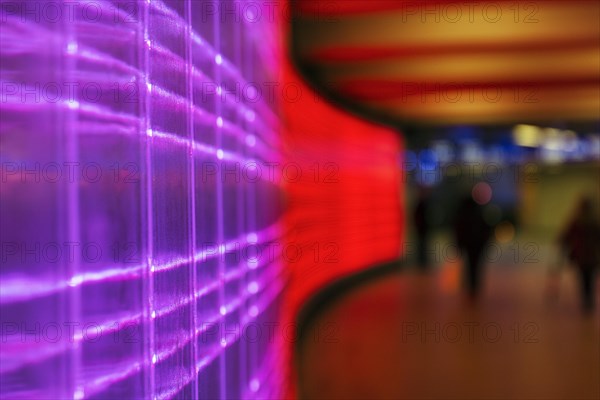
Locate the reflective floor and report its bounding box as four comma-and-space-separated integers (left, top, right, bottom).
298, 253, 599, 399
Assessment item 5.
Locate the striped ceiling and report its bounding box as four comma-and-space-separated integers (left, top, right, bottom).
292, 0, 600, 127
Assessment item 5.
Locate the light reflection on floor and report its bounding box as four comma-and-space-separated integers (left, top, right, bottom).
298, 259, 599, 399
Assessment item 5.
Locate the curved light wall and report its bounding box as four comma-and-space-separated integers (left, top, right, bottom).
1, 1, 284, 399
279, 58, 404, 397
0, 1, 404, 399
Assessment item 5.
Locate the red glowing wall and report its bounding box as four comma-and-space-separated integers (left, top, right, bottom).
279, 59, 404, 396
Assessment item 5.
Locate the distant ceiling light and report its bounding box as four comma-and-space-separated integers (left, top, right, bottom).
540, 147, 565, 164
461, 140, 483, 163
588, 135, 600, 158
542, 128, 563, 151
432, 140, 454, 164
561, 130, 578, 152
512, 124, 541, 147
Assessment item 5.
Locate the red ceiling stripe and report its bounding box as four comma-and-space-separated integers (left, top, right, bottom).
307, 37, 600, 63
295, 0, 407, 16
337, 77, 600, 100
295, 0, 597, 17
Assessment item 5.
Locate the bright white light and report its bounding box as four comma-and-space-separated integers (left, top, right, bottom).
67, 42, 78, 54
74, 387, 85, 400
67, 100, 79, 110
193, 33, 202, 45
219, 306, 227, 315
152, 354, 158, 364
248, 282, 258, 294
249, 306, 259, 317
245, 8, 257, 21
216, 149, 224, 160
542, 128, 564, 151
69, 275, 82, 287
216, 117, 223, 128
215, 54, 223, 65
147, 129, 153, 137
151, 311, 156, 319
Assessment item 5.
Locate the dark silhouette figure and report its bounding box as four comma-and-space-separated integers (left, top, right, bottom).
413, 188, 431, 269
559, 197, 600, 312
453, 196, 493, 298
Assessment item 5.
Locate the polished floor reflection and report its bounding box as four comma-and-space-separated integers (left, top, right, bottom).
298, 258, 599, 399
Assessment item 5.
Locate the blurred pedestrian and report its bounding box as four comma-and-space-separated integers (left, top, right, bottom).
413, 187, 431, 270
558, 197, 600, 312
453, 195, 493, 298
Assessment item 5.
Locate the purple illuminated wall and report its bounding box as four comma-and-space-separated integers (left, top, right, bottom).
1, 1, 285, 399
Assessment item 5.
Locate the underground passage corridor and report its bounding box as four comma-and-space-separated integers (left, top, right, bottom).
1, 1, 599, 399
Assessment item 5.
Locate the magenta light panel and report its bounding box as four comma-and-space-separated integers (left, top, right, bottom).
0, 1, 286, 399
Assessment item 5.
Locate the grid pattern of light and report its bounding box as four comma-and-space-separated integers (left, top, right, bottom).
0, 1, 284, 399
